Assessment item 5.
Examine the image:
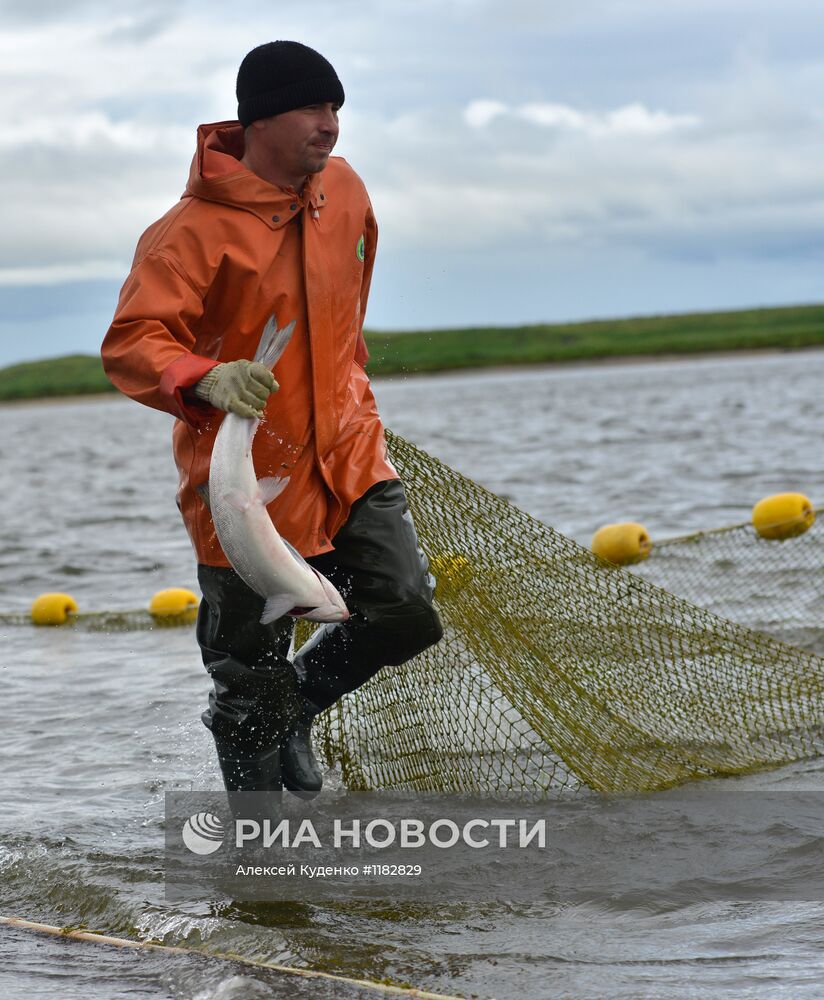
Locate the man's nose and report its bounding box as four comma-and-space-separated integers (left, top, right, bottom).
319, 108, 339, 134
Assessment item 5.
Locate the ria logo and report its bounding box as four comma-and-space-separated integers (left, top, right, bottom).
182, 812, 224, 855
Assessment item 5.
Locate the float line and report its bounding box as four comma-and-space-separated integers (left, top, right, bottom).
0, 915, 469, 1000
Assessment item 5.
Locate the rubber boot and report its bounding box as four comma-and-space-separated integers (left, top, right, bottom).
281, 699, 323, 798
213, 741, 284, 826
216, 743, 283, 792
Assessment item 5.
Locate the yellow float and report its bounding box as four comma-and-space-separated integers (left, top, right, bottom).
591, 522, 652, 565
149, 588, 200, 623
752, 492, 815, 540
31, 592, 79, 626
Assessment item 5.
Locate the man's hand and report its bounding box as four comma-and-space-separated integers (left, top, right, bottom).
194, 360, 278, 418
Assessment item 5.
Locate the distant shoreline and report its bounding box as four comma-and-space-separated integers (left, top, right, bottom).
372, 342, 822, 382
3, 302, 824, 403
3, 341, 823, 407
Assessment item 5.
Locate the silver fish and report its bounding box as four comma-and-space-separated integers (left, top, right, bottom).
208, 315, 349, 625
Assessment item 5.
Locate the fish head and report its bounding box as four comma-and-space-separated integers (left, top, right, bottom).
292, 569, 350, 623
294, 602, 350, 624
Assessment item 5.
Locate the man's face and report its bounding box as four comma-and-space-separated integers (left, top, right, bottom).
251, 102, 340, 182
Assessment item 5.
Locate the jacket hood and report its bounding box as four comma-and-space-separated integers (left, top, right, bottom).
185, 121, 326, 229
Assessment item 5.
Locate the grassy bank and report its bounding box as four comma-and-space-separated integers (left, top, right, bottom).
3, 302, 824, 402
0, 353, 116, 401
365, 303, 824, 372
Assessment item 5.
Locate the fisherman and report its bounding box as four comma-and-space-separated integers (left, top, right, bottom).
101, 41, 443, 797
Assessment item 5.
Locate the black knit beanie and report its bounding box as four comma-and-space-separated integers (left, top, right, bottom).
236, 41, 345, 127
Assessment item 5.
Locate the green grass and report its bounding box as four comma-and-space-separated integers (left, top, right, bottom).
364, 303, 824, 374
3, 303, 824, 401
0, 353, 117, 401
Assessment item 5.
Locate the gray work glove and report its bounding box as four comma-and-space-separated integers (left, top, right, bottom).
194, 360, 278, 418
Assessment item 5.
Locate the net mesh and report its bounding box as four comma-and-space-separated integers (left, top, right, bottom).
632, 519, 824, 652
307, 431, 824, 797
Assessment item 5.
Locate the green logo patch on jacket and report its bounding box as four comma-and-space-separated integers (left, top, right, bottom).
356, 235, 365, 262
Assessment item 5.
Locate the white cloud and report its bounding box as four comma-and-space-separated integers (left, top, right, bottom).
361, 79, 824, 267
463, 99, 508, 129
0, 112, 191, 152
1, 0, 824, 342
465, 99, 700, 136
0, 260, 130, 286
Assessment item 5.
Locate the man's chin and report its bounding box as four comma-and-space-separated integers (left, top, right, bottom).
305, 149, 334, 172
306, 158, 331, 175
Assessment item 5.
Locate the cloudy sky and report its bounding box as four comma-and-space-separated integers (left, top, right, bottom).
2, 0, 824, 366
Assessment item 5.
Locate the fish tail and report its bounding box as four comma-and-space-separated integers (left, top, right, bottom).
254, 315, 296, 369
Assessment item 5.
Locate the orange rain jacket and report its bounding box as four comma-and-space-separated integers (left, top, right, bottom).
102, 121, 397, 566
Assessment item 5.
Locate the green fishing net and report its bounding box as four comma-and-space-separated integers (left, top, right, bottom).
309, 431, 824, 796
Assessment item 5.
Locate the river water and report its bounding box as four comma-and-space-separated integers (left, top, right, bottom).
3, 350, 824, 998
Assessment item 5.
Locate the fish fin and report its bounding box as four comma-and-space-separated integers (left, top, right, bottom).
257, 475, 290, 506
254, 315, 297, 368
222, 489, 252, 512
260, 594, 296, 625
